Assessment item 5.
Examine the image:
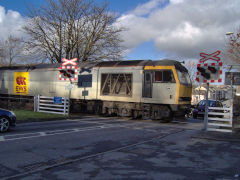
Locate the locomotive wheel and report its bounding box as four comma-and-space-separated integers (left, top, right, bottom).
151, 105, 160, 120
160, 106, 172, 122
132, 109, 139, 119
142, 111, 150, 120
152, 110, 163, 120
111, 107, 118, 116
121, 108, 128, 117
153, 111, 158, 120
104, 107, 110, 116
151, 105, 172, 122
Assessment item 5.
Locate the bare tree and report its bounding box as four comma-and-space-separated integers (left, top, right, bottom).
0, 35, 25, 66
184, 60, 198, 85
0, 45, 5, 66
23, 0, 124, 63
0, 35, 46, 66
225, 31, 240, 64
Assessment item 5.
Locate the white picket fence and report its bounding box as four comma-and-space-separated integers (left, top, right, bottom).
34, 95, 69, 115
207, 106, 233, 133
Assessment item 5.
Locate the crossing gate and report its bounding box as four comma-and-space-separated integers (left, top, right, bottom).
34, 95, 69, 115
207, 106, 233, 133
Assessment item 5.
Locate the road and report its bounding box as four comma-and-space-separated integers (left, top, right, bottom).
0, 116, 239, 180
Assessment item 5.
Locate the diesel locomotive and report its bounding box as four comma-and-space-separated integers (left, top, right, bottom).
0, 59, 192, 120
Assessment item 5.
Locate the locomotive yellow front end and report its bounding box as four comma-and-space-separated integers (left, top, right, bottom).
174, 69, 192, 116
175, 70, 192, 104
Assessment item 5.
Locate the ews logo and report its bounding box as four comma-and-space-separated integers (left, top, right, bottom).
14, 72, 28, 95
16, 76, 26, 85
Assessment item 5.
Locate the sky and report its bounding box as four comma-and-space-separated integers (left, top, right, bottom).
0, 0, 239, 62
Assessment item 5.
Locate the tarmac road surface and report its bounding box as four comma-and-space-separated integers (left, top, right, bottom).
0, 116, 239, 180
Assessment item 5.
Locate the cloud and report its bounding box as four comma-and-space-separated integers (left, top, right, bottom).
117, 0, 240, 60
132, 0, 164, 16
0, 6, 26, 40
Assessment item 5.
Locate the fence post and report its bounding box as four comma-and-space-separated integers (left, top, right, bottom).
37, 95, 40, 112
34, 95, 36, 112
230, 105, 233, 127
68, 97, 70, 116
64, 97, 66, 115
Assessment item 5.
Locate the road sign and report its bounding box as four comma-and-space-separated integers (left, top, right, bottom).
82, 90, 88, 96
199, 50, 221, 63
53, 96, 62, 104
65, 83, 75, 90
62, 58, 77, 66
196, 50, 223, 83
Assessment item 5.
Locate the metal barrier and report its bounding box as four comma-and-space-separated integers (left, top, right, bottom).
207, 106, 233, 133
35, 95, 69, 115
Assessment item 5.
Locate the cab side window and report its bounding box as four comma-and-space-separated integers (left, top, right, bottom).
154, 70, 175, 83
155, 71, 162, 81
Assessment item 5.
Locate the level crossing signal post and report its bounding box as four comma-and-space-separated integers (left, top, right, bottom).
196, 50, 223, 131
59, 58, 78, 114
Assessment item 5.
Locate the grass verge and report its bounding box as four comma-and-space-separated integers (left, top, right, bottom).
13, 110, 66, 121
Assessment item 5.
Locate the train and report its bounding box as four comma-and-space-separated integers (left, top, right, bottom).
0, 59, 192, 121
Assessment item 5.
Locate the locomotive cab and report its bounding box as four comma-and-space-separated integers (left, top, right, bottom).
142, 60, 192, 119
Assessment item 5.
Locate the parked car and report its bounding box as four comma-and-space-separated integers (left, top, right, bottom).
192, 100, 223, 119
0, 109, 16, 132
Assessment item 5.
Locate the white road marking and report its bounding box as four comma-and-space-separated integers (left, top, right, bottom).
39, 132, 46, 136
0, 122, 138, 142
0, 125, 112, 142
0, 136, 5, 141
67, 119, 107, 125
3, 132, 43, 138
0, 117, 192, 142
19, 117, 110, 126
0, 123, 161, 142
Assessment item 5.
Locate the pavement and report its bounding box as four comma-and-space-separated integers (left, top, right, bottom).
193, 130, 240, 142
